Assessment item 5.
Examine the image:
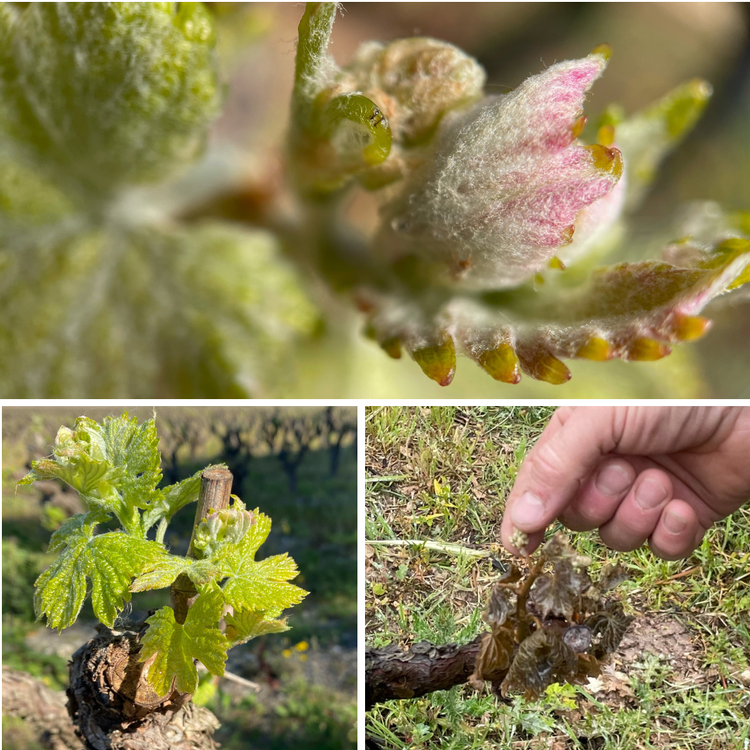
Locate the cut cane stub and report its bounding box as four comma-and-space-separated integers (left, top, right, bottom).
108, 645, 177, 709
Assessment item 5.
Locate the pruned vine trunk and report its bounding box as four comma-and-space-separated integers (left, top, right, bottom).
365, 636, 510, 709
67, 622, 219, 750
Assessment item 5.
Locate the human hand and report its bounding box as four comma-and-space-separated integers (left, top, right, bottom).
501, 406, 750, 560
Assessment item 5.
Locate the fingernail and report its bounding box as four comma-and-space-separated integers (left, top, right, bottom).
510, 492, 546, 529
635, 478, 667, 510
663, 508, 688, 535
595, 464, 632, 496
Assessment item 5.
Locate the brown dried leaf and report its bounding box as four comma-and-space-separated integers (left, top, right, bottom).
540, 533, 592, 568
529, 560, 590, 620
501, 628, 578, 698
598, 563, 629, 592
491, 558, 523, 583
469, 625, 515, 687
586, 602, 634, 659
483, 585, 514, 629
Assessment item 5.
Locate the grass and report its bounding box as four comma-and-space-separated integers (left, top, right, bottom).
2, 407, 357, 750
365, 406, 750, 750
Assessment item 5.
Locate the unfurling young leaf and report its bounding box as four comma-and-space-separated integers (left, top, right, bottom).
192, 495, 256, 557
140, 581, 229, 697
141, 469, 204, 534
20, 413, 162, 535
129, 556, 222, 593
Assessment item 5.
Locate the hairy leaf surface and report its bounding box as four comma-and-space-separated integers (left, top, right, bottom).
0, 2, 221, 199
130, 557, 222, 592
362, 234, 750, 386
21, 414, 162, 533
0, 223, 319, 398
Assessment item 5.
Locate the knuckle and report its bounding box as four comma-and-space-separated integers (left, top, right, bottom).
528, 442, 567, 488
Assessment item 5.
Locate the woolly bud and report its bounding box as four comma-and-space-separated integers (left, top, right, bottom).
346, 37, 486, 147
378, 50, 623, 289
193, 497, 255, 555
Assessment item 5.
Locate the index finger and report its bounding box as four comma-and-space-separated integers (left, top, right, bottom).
501, 406, 619, 553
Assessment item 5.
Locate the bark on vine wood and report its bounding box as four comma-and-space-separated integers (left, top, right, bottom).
365, 636, 511, 709
2, 666, 83, 750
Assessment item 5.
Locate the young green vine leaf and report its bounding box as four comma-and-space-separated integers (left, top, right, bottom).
1, 3, 318, 399
33, 513, 167, 631
139, 580, 229, 697
225, 609, 290, 648
3, 3, 747, 395
211, 510, 308, 616
20, 413, 306, 700
0, 2, 221, 201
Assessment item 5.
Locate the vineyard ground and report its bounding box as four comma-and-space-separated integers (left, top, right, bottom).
365, 406, 750, 750
2, 406, 357, 750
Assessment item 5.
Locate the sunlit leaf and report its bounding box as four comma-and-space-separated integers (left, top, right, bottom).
34, 516, 166, 630
20, 414, 164, 533
212, 510, 308, 615
140, 581, 228, 697
225, 609, 290, 647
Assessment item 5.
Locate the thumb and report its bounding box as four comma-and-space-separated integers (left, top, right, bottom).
501, 407, 619, 553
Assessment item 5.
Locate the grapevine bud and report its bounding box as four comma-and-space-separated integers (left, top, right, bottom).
346, 38, 485, 147
193, 498, 255, 555
378, 50, 623, 289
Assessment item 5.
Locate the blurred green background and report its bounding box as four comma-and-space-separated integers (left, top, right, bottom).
2, 406, 357, 750
207, 2, 750, 398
